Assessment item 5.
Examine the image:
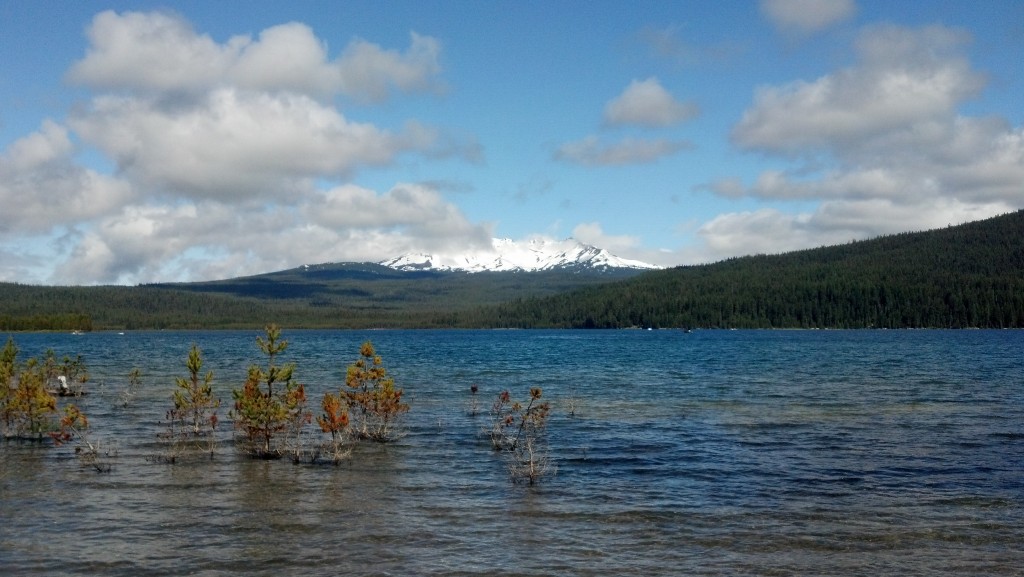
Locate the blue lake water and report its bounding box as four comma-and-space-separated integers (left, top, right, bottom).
1, 329, 1022, 575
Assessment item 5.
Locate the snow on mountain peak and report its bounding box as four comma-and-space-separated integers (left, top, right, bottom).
378, 238, 660, 273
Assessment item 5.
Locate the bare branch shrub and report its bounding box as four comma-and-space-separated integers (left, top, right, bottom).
52, 404, 114, 473
489, 387, 553, 484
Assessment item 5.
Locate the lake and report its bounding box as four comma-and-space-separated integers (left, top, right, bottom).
1, 329, 1022, 575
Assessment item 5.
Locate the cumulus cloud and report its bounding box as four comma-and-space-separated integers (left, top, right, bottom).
698, 23, 1023, 261
571, 222, 677, 267
760, 0, 857, 34
734, 25, 983, 154
0, 10, 488, 285
50, 182, 493, 284
61, 11, 460, 202
69, 89, 436, 200
67, 11, 443, 102
308, 182, 491, 243
556, 77, 697, 168
555, 135, 692, 166
694, 199, 1014, 263
0, 120, 134, 234
335, 32, 443, 102
572, 222, 641, 252
604, 77, 699, 127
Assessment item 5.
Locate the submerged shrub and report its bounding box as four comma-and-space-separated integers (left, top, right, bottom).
230, 325, 310, 459
315, 391, 351, 464
118, 368, 143, 408
0, 337, 18, 434
52, 404, 112, 473
7, 358, 59, 440
490, 387, 553, 485
163, 344, 221, 461
341, 341, 408, 442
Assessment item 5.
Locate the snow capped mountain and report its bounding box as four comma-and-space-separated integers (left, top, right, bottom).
378, 238, 660, 273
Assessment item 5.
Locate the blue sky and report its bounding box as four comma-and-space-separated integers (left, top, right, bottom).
1, 0, 1022, 284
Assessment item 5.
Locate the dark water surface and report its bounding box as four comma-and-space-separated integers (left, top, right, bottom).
1, 329, 1022, 576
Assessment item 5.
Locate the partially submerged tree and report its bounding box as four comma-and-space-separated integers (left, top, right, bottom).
490, 387, 553, 485
342, 341, 409, 442
118, 368, 143, 408
6, 359, 59, 440
231, 325, 309, 459
52, 404, 110, 473
164, 344, 221, 461
316, 391, 351, 464
41, 348, 89, 396
0, 337, 18, 433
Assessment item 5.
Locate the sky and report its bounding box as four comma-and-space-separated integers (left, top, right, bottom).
1, 0, 1022, 285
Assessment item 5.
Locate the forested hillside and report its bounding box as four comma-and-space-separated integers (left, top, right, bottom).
0, 266, 639, 330
483, 210, 1024, 329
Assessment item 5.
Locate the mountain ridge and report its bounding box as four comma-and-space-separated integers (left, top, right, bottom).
377, 237, 659, 273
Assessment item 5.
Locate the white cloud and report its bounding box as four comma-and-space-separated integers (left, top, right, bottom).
47, 182, 494, 285
704, 23, 1024, 259
335, 32, 444, 102
571, 222, 679, 268
308, 182, 491, 243
0, 120, 135, 234
70, 89, 434, 200
64, 12, 456, 201
733, 24, 983, 154
604, 77, 698, 127
693, 198, 1014, 263
228, 22, 343, 98
572, 222, 640, 253
555, 135, 692, 166
0, 10, 485, 285
66, 10, 236, 95
760, 0, 857, 34
67, 11, 443, 102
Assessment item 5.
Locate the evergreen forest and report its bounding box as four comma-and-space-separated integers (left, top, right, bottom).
486, 210, 1024, 329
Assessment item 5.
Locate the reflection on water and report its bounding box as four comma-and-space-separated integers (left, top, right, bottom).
1, 329, 1022, 575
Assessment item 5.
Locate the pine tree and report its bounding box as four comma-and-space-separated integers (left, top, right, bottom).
231, 325, 309, 458
342, 341, 408, 442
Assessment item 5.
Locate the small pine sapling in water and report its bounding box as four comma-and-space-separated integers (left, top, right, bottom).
490, 387, 553, 485
7, 359, 59, 440
282, 379, 312, 463
230, 325, 309, 459
52, 404, 111, 473
60, 353, 89, 396
316, 391, 351, 464
164, 344, 221, 461
341, 341, 409, 442
0, 337, 19, 435
119, 368, 143, 408
42, 349, 89, 397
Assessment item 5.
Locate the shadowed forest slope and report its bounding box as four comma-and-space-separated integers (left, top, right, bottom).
483, 210, 1024, 329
